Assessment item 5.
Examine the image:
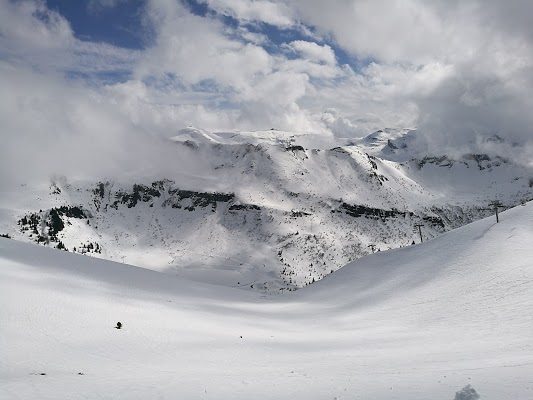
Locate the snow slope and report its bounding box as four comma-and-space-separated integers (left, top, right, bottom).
1, 128, 532, 292
1, 201, 532, 399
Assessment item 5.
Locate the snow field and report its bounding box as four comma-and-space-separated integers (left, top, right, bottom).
1, 202, 532, 399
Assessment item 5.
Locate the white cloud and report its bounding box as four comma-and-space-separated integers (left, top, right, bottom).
0, 0, 74, 64
320, 109, 360, 137
0, 0, 140, 77
2, 0, 533, 173
284, 40, 336, 65
268, 0, 533, 150
0, 61, 217, 190
200, 0, 294, 27
232, 26, 270, 45
138, 1, 273, 89
134, 0, 337, 133
284, 0, 457, 64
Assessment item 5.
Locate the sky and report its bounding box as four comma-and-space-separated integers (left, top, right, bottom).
1, 0, 533, 183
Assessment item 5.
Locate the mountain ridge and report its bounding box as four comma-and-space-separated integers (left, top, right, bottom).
1, 128, 532, 292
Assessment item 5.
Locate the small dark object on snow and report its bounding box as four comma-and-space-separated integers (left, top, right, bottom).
454, 384, 480, 400
78, 372, 84, 375
240, 336, 243, 338
115, 322, 122, 329
40, 373, 46, 376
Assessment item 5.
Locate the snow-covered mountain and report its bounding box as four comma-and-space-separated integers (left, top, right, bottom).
1, 200, 532, 399
1, 128, 532, 291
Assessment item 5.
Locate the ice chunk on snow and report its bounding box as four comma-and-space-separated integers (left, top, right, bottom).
454, 385, 480, 400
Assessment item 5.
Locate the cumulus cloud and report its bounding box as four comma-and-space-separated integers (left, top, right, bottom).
0, 61, 216, 191
0, 0, 140, 76
134, 0, 336, 133
285, 0, 464, 64
320, 109, 360, 138
199, 0, 294, 27
284, 40, 336, 65
137, 1, 273, 93
283, 0, 533, 148
1, 0, 533, 182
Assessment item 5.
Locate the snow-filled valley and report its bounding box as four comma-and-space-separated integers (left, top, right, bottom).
1, 199, 532, 399
1, 128, 532, 291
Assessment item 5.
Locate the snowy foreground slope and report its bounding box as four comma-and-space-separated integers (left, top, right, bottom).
1, 202, 532, 399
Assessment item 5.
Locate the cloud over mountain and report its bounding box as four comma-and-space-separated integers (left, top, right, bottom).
1, 0, 532, 182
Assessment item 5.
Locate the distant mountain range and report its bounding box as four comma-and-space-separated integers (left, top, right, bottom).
2, 128, 532, 292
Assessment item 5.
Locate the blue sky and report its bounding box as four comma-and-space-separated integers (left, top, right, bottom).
43, 0, 357, 69
39, 0, 365, 96
45, 0, 146, 49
